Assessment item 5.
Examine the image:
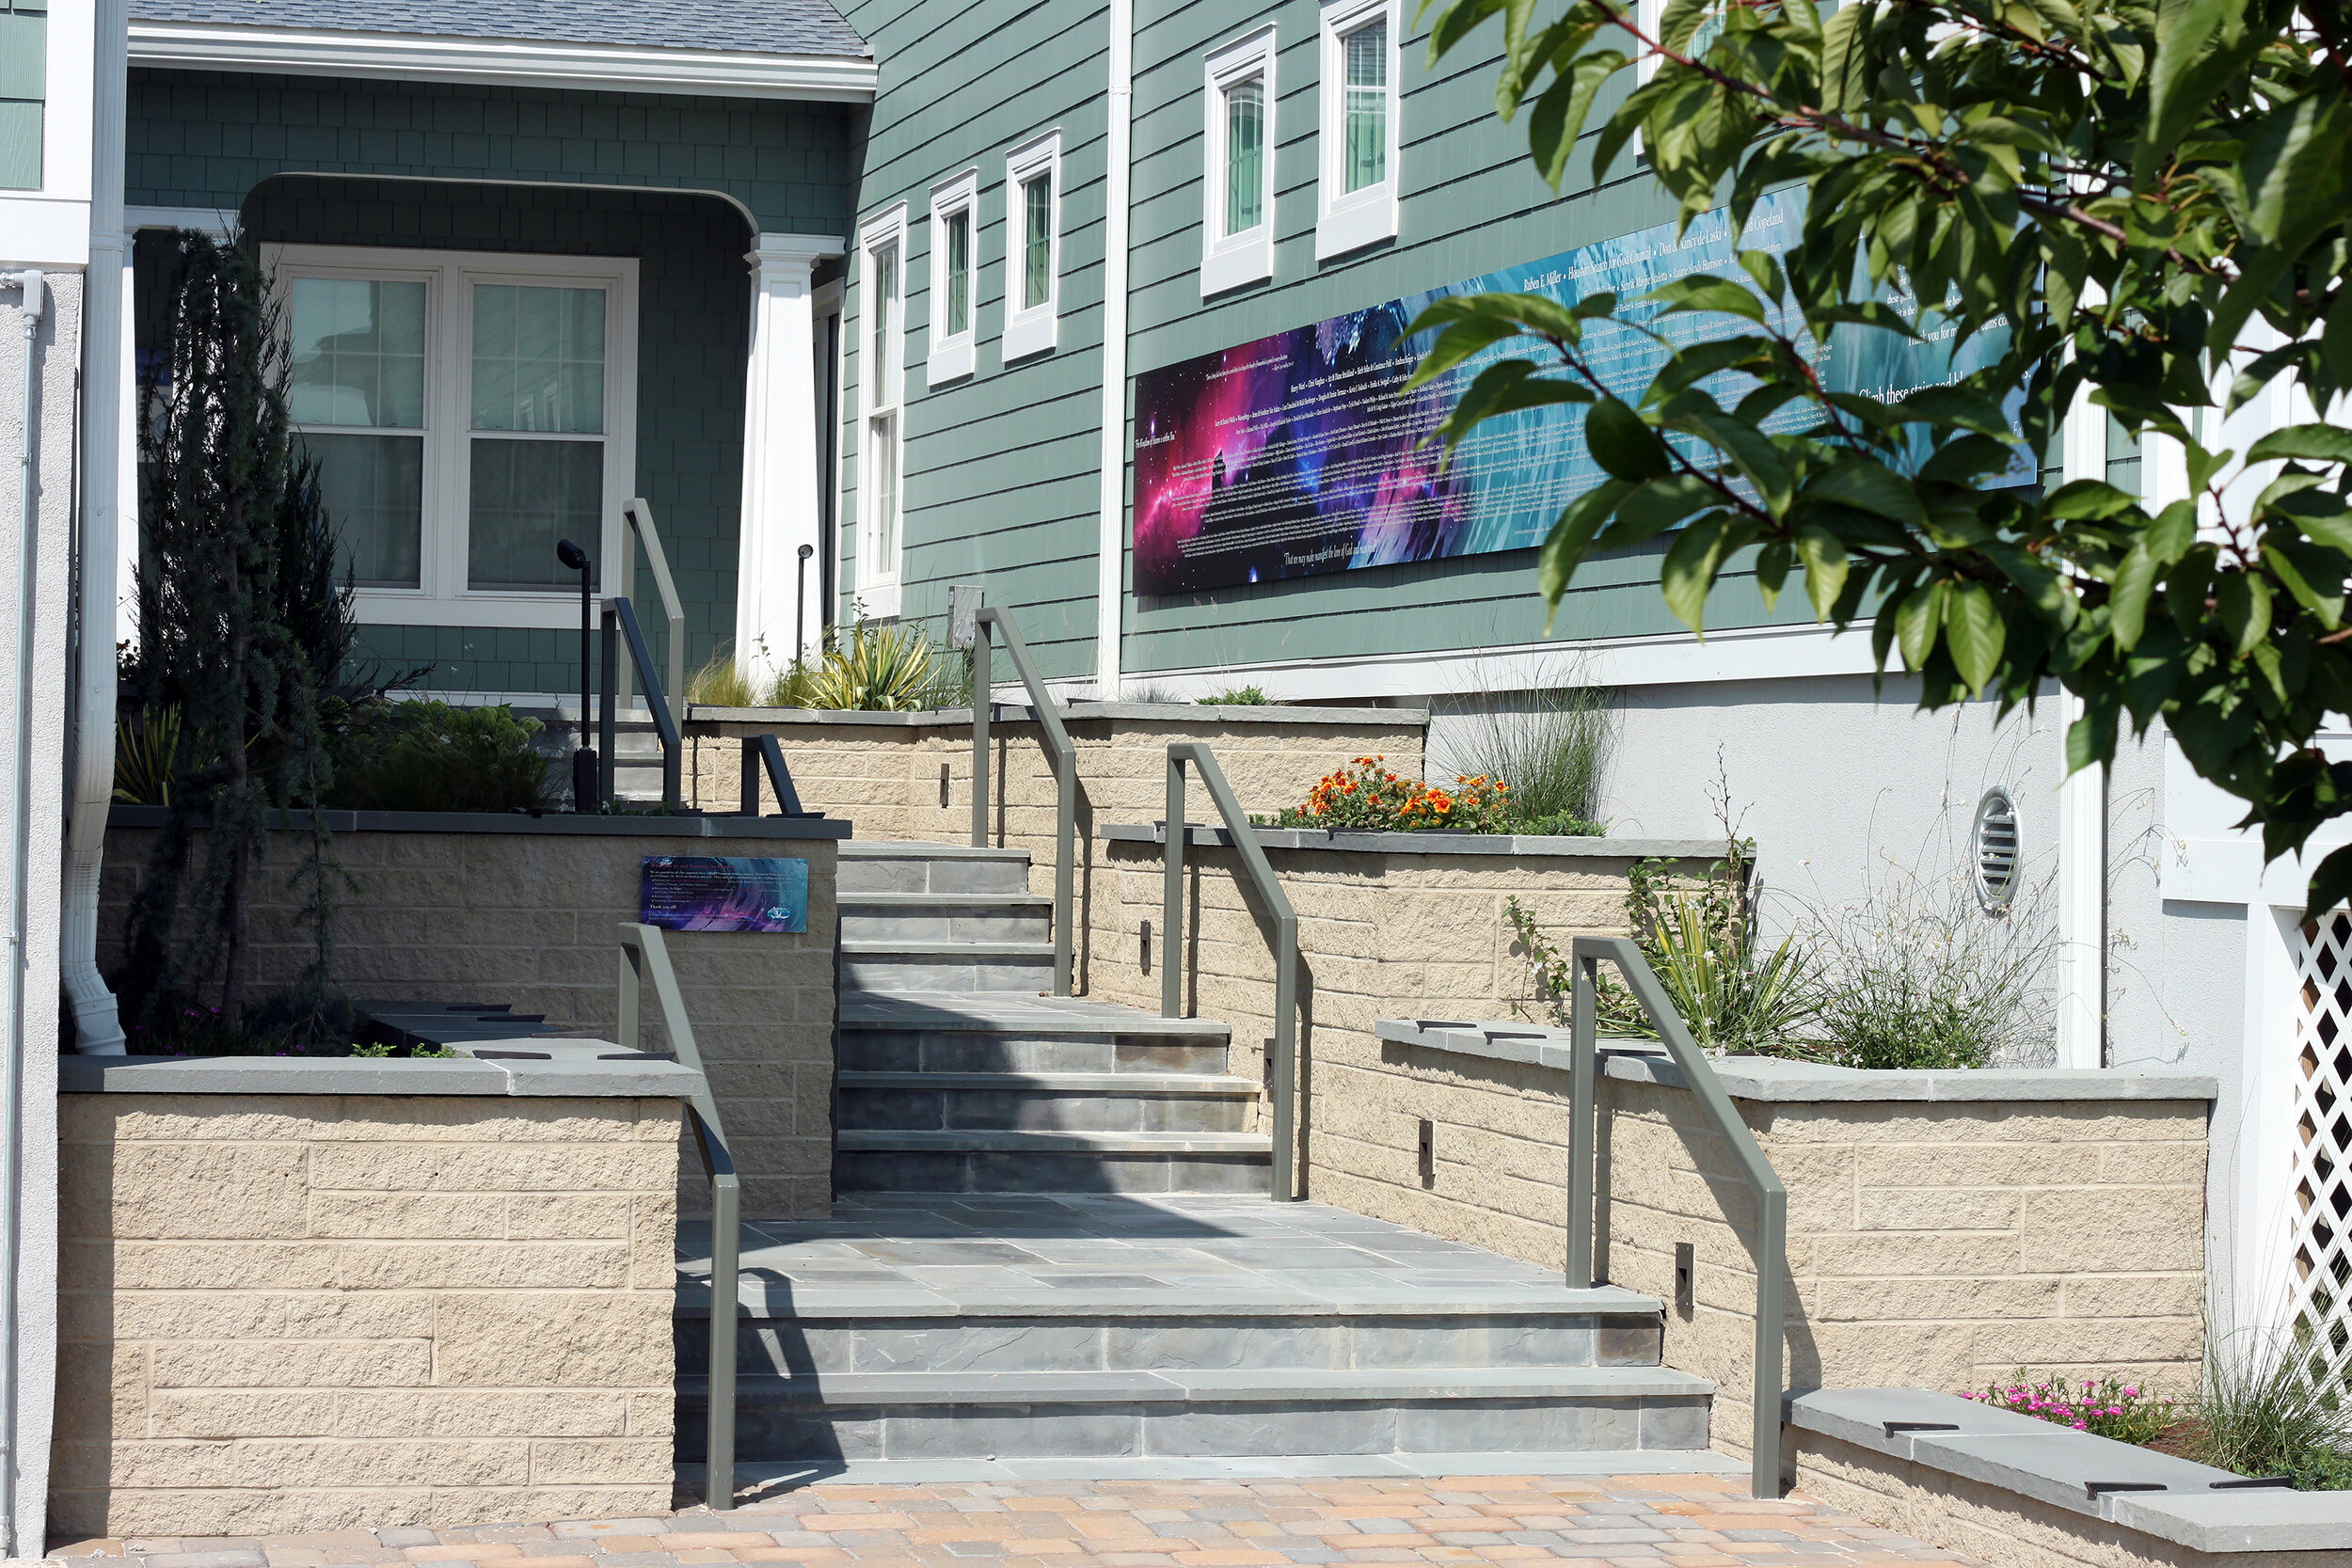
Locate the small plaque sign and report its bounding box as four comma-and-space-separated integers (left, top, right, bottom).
640, 855, 809, 933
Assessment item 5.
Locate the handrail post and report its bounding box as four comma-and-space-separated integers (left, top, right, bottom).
598, 608, 619, 808
613, 597, 683, 813
1573, 934, 1788, 1500
971, 626, 992, 847
1567, 950, 1597, 1289
1271, 908, 1296, 1201
618, 923, 738, 1511
1162, 755, 1184, 1020
624, 498, 690, 708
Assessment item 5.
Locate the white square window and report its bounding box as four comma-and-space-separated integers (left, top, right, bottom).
1201, 25, 1278, 297
276, 245, 638, 630
1315, 0, 1399, 260
1004, 130, 1062, 362
927, 168, 979, 385
858, 204, 909, 621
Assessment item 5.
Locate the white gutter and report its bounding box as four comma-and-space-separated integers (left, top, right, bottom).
1093, 0, 1134, 699
127, 21, 879, 103
0, 263, 42, 1558
61, 0, 128, 1055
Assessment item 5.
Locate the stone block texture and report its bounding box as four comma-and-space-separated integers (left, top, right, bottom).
52, 1092, 684, 1537
687, 709, 1423, 918
99, 828, 839, 1217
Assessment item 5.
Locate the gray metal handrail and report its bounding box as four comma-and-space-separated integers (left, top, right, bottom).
969, 606, 1075, 996
1160, 742, 1299, 1202
599, 595, 683, 813
621, 498, 688, 709
616, 921, 739, 1512
740, 734, 814, 817
1569, 934, 1787, 1499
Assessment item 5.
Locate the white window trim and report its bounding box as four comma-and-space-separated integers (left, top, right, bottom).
856, 204, 909, 622
1200, 24, 1278, 298
1315, 0, 1400, 261
1003, 129, 1063, 362
271, 243, 639, 630
926, 168, 979, 385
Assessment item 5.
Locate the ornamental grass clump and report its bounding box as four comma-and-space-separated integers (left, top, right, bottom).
1963, 1372, 2178, 1445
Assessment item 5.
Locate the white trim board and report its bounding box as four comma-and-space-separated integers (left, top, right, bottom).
1126, 621, 1881, 702
126, 21, 879, 103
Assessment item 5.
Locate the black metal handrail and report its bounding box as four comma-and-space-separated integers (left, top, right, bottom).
1568, 935, 1788, 1499
599, 595, 682, 812
616, 921, 739, 1511
969, 607, 1075, 996
1158, 742, 1299, 1201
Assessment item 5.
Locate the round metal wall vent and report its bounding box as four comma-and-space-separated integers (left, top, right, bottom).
1973, 786, 2020, 914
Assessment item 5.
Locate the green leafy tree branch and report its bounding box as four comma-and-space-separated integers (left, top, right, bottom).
1406, 0, 2352, 914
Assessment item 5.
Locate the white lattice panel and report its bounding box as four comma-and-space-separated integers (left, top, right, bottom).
2289, 914, 2352, 1388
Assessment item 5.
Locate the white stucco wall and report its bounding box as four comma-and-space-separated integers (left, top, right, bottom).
0, 263, 78, 1555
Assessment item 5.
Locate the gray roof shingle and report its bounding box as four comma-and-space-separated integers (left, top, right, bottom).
129, 0, 870, 58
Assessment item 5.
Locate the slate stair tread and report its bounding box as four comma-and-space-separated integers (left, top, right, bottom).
841, 939, 1058, 957
837, 1129, 1270, 1154
843, 893, 1055, 909
837, 1070, 1257, 1094
678, 1365, 1713, 1405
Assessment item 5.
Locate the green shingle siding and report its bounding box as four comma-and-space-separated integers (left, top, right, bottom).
0, 0, 45, 192
128, 69, 862, 236
835, 0, 1112, 681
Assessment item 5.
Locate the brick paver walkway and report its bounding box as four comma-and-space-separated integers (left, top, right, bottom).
53, 1476, 1979, 1568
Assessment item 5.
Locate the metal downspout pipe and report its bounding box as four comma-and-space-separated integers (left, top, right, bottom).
61, 0, 130, 1053
1092, 0, 1134, 699
0, 264, 45, 1557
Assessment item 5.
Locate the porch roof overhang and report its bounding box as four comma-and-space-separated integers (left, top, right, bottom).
126, 19, 879, 103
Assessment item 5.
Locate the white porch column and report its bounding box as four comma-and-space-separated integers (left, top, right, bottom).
2053, 368, 2110, 1069
737, 232, 841, 685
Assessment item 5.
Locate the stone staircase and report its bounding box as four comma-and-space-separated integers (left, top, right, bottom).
672, 840, 1726, 1487
833, 842, 1271, 1196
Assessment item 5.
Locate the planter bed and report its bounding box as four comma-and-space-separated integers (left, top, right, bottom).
1788, 1387, 2352, 1564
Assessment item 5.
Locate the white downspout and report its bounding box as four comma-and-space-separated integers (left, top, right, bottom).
60, 0, 128, 1053
0, 264, 44, 1559
2052, 285, 2110, 1070
1093, 0, 1134, 699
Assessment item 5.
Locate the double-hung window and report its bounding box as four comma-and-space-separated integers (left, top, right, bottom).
927, 169, 978, 384
857, 206, 909, 620
1315, 0, 1399, 259
1003, 130, 1062, 361
1201, 26, 1277, 297
279, 246, 637, 627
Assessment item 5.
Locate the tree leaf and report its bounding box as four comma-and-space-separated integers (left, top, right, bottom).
2248, 423, 2352, 466
1536, 477, 1637, 614
1660, 511, 1738, 632
1794, 523, 1848, 621
1896, 580, 1947, 670
2108, 540, 2161, 651
1646, 275, 1770, 324
1946, 581, 2006, 693
1585, 396, 1674, 481
1800, 459, 1928, 529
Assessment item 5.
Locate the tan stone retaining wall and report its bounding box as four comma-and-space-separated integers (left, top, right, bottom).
53, 1085, 684, 1537
1366, 1025, 2215, 1464
100, 811, 845, 1216
1083, 828, 1716, 1180
685, 702, 1425, 933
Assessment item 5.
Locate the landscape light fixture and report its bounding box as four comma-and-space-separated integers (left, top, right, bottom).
796, 542, 815, 666
557, 537, 598, 812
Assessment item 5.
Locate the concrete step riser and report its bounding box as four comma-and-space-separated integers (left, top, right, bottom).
841, 909, 1052, 945
840, 1031, 1232, 1076
840, 1087, 1250, 1134
679, 1314, 1663, 1378
834, 1148, 1268, 1195
839, 860, 1033, 897
840, 954, 1056, 993
676, 1394, 1710, 1465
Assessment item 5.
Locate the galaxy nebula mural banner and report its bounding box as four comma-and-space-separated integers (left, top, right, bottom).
640, 856, 810, 934
1130, 189, 2021, 597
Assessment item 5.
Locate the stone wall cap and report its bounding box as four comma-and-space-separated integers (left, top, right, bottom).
1786, 1389, 2352, 1545
59, 1048, 707, 1099
1103, 822, 1720, 859
107, 804, 850, 840
1375, 1020, 2220, 1101
686, 701, 1427, 729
